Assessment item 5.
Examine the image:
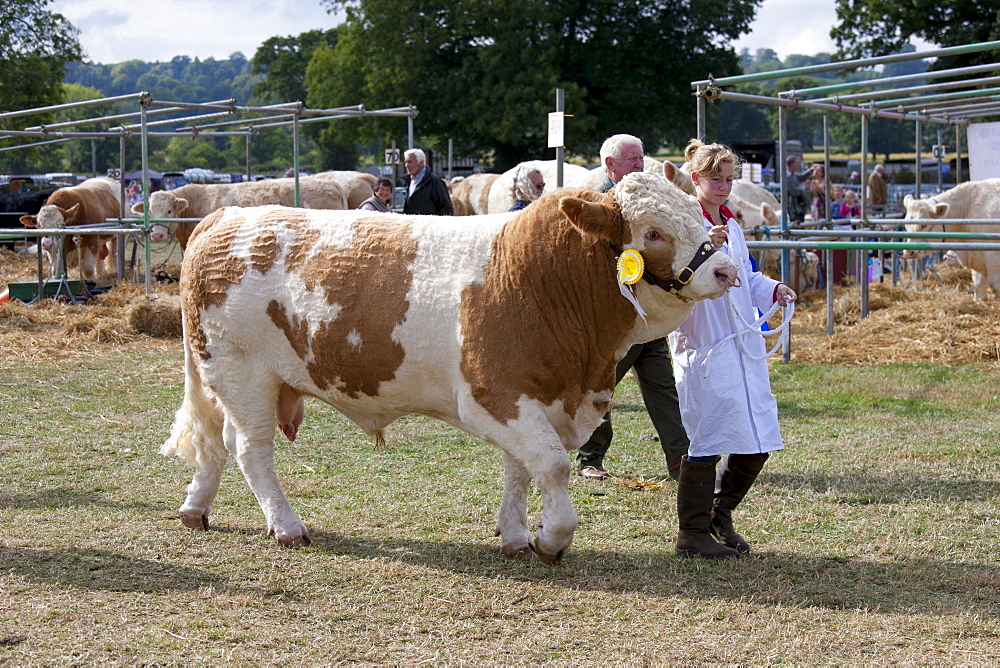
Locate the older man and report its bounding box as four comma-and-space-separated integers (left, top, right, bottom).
402, 148, 453, 215
575, 133, 690, 480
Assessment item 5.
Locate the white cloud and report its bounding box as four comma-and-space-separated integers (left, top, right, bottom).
51, 0, 344, 63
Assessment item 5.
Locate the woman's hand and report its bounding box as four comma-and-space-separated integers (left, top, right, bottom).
775, 283, 797, 304
708, 224, 728, 249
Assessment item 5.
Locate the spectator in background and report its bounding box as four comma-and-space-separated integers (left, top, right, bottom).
508, 167, 545, 212
784, 155, 811, 224
868, 163, 887, 215
403, 148, 453, 215
358, 177, 394, 213
575, 133, 689, 481
839, 189, 861, 219
808, 163, 827, 222
829, 184, 845, 220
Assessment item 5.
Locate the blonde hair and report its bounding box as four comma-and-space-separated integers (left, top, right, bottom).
684, 138, 741, 179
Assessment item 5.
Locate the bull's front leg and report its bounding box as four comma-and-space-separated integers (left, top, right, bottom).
497, 423, 577, 565
496, 452, 534, 560
179, 463, 225, 531
223, 416, 311, 547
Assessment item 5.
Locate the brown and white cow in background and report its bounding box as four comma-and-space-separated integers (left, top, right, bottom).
131, 175, 349, 249
163, 172, 739, 563
449, 173, 500, 216
19, 177, 122, 279
903, 179, 1000, 299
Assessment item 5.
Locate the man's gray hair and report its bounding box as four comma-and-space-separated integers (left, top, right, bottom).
600, 134, 643, 164
404, 148, 426, 164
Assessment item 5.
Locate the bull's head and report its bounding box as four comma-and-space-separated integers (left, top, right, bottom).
559, 171, 738, 305
901, 194, 949, 259
132, 191, 189, 242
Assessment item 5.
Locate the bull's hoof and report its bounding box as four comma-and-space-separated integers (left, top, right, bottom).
501, 542, 537, 561
529, 542, 565, 566
276, 532, 312, 548
179, 510, 209, 531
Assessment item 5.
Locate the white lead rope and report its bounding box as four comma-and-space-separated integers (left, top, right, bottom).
703, 291, 795, 366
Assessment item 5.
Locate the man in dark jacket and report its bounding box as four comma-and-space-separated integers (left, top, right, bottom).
402, 148, 453, 215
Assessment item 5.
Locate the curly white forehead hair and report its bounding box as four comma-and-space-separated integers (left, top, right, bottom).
611, 171, 705, 249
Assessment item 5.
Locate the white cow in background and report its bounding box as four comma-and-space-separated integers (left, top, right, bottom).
487, 160, 592, 213
903, 179, 1000, 299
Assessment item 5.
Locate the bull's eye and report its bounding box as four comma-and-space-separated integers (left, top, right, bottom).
645, 229, 660, 241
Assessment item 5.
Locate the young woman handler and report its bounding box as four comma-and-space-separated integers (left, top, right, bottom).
668, 139, 797, 558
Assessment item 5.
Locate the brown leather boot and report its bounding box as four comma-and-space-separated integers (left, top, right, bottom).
710, 453, 769, 554
675, 456, 739, 559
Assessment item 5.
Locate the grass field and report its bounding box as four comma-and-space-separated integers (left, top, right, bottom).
1, 326, 998, 663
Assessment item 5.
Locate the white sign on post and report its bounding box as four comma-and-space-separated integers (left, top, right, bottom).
967, 122, 1000, 181
547, 112, 564, 149
384, 148, 401, 165
107, 168, 122, 180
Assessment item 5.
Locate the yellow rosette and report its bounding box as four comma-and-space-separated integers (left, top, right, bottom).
617, 250, 644, 285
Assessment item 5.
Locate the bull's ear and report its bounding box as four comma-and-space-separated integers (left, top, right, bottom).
63, 203, 81, 225
934, 202, 949, 217
19, 215, 37, 228
559, 195, 622, 243
176, 197, 189, 216
663, 160, 677, 182
903, 194, 914, 207
131, 201, 144, 215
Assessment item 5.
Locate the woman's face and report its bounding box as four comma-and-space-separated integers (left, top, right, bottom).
692, 160, 735, 208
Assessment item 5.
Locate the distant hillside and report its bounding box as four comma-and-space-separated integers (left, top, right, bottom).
64, 54, 261, 105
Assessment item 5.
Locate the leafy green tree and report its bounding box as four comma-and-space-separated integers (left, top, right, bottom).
832, 0, 1000, 67
0, 0, 83, 171
308, 0, 761, 169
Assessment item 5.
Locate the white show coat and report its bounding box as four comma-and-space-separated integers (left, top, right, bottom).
668, 208, 785, 457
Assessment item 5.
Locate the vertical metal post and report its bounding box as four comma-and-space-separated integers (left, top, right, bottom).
955, 122, 963, 184
696, 88, 707, 140
938, 127, 944, 191
778, 106, 790, 362
556, 88, 565, 188
117, 135, 126, 279
860, 113, 869, 318
915, 119, 923, 198
245, 133, 252, 182
408, 116, 414, 150
448, 138, 453, 180
91, 139, 97, 177
292, 114, 300, 207
823, 113, 834, 335
140, 97, 152, 298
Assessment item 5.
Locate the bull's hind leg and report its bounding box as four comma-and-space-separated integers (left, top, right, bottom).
495, 452, 535, 560
222, 406, 311, 547
179, 462, 226, 531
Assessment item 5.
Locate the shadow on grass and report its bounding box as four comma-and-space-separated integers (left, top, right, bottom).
0, 546, 226, 593
763, 471, 1000, 503
0, 487, 175, 512
289, 528, 1000, 618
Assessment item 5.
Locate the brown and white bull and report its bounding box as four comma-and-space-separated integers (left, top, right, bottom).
162, 172, 738, 563
903, 179, 1000, 299
19, 177, 122, 279
132, 175, 349, 249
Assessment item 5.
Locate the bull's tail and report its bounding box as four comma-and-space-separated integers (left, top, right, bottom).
161, 333, 227, 471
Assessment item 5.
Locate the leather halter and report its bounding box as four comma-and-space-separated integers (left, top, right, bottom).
609, 241, 718, 303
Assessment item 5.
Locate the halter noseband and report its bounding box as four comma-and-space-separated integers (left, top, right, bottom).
609, 241, 718, 303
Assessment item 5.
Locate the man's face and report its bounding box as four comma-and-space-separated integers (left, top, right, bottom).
403, 154, 423, 177
605, 143, 644, 183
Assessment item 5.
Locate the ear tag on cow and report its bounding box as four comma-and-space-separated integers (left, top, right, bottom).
617, 250, 644, 285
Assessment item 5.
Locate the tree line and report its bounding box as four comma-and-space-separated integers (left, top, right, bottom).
2, 0, 996, 178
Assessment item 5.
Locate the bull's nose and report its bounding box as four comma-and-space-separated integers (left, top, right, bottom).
715, 264, 738, 287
